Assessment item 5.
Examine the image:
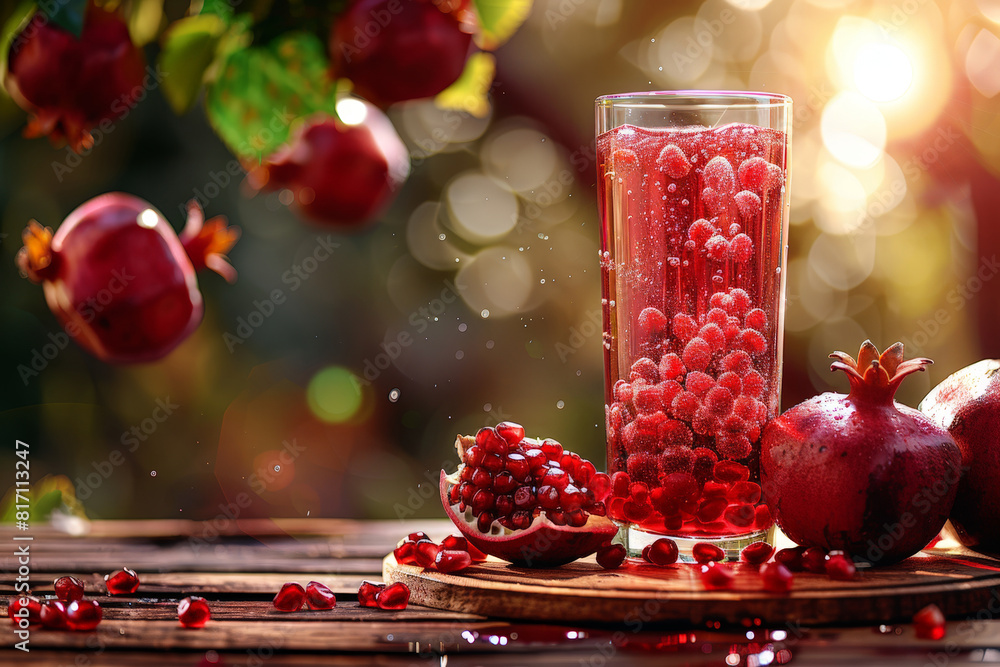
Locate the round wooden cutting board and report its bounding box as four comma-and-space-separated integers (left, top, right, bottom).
384, 545, 1000, 625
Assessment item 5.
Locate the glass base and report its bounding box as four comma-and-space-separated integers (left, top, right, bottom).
620, 524, 770, 563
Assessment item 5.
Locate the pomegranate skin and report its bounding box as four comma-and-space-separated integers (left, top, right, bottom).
330, 0, 472, 107
16, 193, 238, 364
921, 360, 1000, 556
255, 106, 409, 227
5, 1, 147, 152
761, 341, 961, 565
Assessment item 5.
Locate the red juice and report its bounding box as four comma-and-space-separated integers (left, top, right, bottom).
598, 121, 789, 541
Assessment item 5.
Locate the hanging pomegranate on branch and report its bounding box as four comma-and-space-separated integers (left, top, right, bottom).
153, 0, 529, 229
16, 193, 239, 364
4, 0, 148, 153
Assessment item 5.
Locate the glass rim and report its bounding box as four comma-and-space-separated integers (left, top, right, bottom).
596, 90, 791, 110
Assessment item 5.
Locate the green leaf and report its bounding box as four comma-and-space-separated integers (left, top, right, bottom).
46, 0, 88, 38
205, 31, 337, 161
199, 0, 237, 22
159, 14, 229, 114
436, 52, 495, 118
472, 0, 532, 50
0, 1, 36, 92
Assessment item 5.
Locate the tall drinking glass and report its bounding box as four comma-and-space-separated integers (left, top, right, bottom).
596, 91, 791, 560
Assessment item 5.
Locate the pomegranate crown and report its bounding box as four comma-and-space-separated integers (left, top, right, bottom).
830, 340, 931, 405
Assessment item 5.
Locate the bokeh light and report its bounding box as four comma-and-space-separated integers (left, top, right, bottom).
307, 366, 363, 423
853, 43, 913, 102
821, 92, 887, 168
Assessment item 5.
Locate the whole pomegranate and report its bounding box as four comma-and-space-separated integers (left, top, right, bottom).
17, 193, 239, 364
920, 359, 1000, 556
251, 103, 409, 227
5, 1, 147, 152
441, 422, 617, 566
761, 341, 961, 565
330, 0, 473, 106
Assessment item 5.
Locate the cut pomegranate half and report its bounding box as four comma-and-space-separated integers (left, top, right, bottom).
439, 428, 618, 567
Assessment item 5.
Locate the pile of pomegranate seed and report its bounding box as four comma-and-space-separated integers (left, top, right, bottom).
914, 604, 946, 640
178, 596, 212, 628
9, 576, 109, 632
393, 532, 486, 573
272, 581, 338, 612
449, 423, 612, 532
105, 567, 140, 595
357, 581, 411, 611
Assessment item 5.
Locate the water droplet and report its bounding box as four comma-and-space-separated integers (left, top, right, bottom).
556, 400, 565, 409
455, 350, 465, 360
609, 300, 616, 307
274, 465, 281, 473
818, 445, 827, 453
486, 340, 495, 349
481, 309, 490, 318
540, 278, 546, 284
438, 233, 446, 241
150, 471, 156, 477
667, 183, 677, 193
388, 388, 400, 402
458, 323, 467, 332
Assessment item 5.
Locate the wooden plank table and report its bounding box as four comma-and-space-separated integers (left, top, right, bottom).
3, 519, 1000, 665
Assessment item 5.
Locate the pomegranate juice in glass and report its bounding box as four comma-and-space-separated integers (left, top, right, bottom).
596, 91, 791, 560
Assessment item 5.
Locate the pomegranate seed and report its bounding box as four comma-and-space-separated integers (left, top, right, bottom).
471, 489, 495, 516
305, 581, 337, 609
393, 542, 418, 565
7, 596, 42, 626
476, 427, 507, 454
505, 453, 530, 481
696, 496, 728, 523
65, 599, 102, 631
540, 438, 564, 460
358, 581, 384, 607
105, 567, 140, 595
740, 541, 775, 565
760, 562, 794, 593
435, 549, 472, 573
178, 596, 212, 627
640, 544, 653, 562
376, 582, 410, 610
692, 542, 726, 564
495, 421, 525, 446
588, 472, 612, 502
406, 531, 430, 543
774, 547, 805, 572
914, 603, 946, 640
672, 312, 698, 341
466, 446, 484, 468
54, 575, 85, 602
610, 471, 631, 497
629, 357, 659, 383
825, 554, 857, 581
801, 547, 828, 574
537, 485, 560, 509
482, 453, 504, 473
414, 541, 441, 568
596, 544, 626, 569
471, 468, 492, 488
638, 306, 668, 338
647, 538, 679, 566
477, 512, 496, 533
713, 460, 749, 483
272, 582, 306, 612
40, 600, 68, 629
700, 562, 735, 590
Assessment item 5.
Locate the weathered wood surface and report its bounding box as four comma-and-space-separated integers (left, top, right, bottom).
3, 520, 1000, 665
